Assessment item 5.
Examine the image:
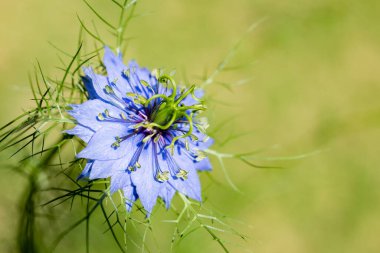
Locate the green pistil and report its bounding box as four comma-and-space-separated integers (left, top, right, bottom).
149, 96, 205, 131
151, 106, 178, 129
158, 75, 177, 99
144, 94, 168, 107
174, 85, 195, 106
127, 75, 207, 155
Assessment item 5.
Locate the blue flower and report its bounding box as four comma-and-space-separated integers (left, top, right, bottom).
66, 47, 213, 214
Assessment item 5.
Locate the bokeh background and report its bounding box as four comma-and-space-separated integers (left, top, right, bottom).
1, 0, 380, 252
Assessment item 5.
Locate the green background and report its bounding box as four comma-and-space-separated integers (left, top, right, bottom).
1, 0, 380, 252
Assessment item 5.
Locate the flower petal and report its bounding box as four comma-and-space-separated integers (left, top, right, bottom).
77, 123, 142, 160
169, 168, 201, 202
130, 142, 162, 214
123, 185, 138, 212
103, 47, 133, 96
68, 99, 125, 131
159, 184, 176, 209
170, 146, 202, 201
89, 160, 114, 180
194, 157, 212, 171
65, 124, 94, 143
127, 60, 155, 97
83, 67, 125, 107
77, 160, 94, 180
110, 171, 132, 193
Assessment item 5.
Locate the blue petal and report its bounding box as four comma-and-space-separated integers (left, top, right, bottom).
130, 142, 162, 214
159, 184, 176, 209
83, 67, 125, 106
103, 47, 125, 76
91, 148, 141, 190
89, 160, 115, 180
110, 171, 132, 193
78, 161, 94, 180
169, 167, 201, 202
128, 61, 150, 82
68, 99, 125, 131
123, 185, 138, 212
127, 60, 155, 98
194, 157, 212, 171
103, 47, 134, 96
82, 75, 98, 99
77, 123, 142, 160
171, 146, 202, 201
65, 124, 94, 143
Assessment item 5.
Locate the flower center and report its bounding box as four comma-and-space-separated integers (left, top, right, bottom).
151, 102, 179, 127
136, 75, 207, 153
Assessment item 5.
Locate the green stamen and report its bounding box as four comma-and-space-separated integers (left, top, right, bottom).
140, 80, 149, 87
121, 112, 127, 120
111, 136, 122, 148
166, 113, 194, 155
156, 171, 169, 182
104, 109, 110, 117
176, 169, 188, 180
174, 85, 196, 106
105, 85, 114, 94
97, 113, 105, 121
123, 69, 130, 77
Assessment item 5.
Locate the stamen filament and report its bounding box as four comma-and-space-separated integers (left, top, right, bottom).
166, 113, 194, 154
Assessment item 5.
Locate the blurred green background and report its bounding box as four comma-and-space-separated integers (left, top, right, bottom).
1, 0, 380, 252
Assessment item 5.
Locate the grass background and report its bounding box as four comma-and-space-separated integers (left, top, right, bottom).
0, 0, 380, 252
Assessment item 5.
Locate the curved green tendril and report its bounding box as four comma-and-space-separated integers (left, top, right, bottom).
158, 75, 177, 98
144, 94, 169, 107
174, 85, 195, 106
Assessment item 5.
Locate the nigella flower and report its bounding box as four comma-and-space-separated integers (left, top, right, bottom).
66, 48, 213, 214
